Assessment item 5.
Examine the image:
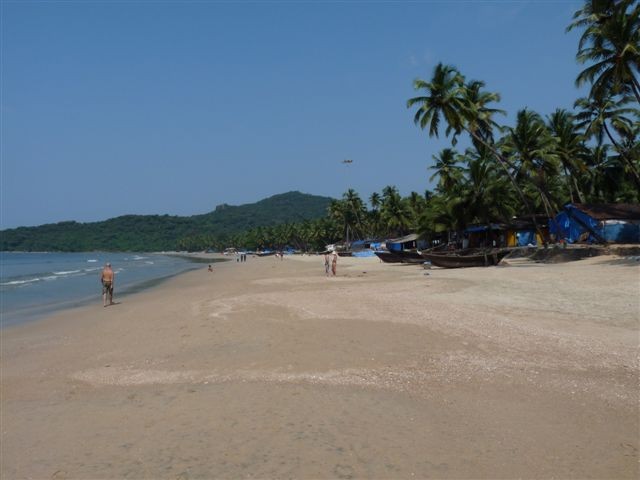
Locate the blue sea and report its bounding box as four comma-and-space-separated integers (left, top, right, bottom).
0, 252, 204, 327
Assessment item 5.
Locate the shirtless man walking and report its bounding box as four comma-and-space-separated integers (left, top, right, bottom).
100, 263, 115, 307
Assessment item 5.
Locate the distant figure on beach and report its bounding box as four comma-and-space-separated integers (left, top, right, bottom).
324, 253, 331, 276
331, 251, 338, 276
208, 264, 213, 272
100, 263, 115, 307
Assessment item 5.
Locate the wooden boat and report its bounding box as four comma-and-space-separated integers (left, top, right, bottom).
374, 251, 403, 263
394, 250, 425, 264
422, 249, 511, 268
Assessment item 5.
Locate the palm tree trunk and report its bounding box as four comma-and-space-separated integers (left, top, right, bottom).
466, 129, 548, 245
561, 164, 576, 203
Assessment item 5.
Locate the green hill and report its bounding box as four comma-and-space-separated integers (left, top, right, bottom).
0, 191, 333, 252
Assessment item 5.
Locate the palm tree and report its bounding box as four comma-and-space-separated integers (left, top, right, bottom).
369, 192, 381, 211
502, 109, 561, 221
407, 63, 546, 242
430, 148, 464, 193
380, 186, 412, 236
343, 189, 367, 240
407, 63, 466, 139
460, 150, 517, 240
547, 109, 589, 203
575, 95, 640, 187
568, 0, 640, 103
407, 191, 426, 231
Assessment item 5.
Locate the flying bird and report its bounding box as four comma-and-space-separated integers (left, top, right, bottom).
341, 159, 353, 164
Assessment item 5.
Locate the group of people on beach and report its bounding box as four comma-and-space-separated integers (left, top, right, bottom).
99, 251, 338, 308
324, 251, 338, 276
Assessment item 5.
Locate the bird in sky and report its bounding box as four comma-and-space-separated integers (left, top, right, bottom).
341, 159, 353, 164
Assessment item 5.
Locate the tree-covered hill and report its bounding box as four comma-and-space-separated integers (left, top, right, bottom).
0, 191, 333, 252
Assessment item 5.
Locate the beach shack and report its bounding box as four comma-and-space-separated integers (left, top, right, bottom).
464, 223, 505, 248
348, 239, 382, 257
504, 215, 549, 247
385, 233, 428, 252
461, 216, 549, 248
550, 204, 640, 244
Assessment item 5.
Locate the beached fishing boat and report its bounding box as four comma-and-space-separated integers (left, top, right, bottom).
374, 251, 402, 263
394, 250, 425, 264
422, 249, 511, 268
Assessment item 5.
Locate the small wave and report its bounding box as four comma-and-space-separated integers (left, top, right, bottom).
42, 275, 58, 281
132, 256, 147, 260
1, 278, 41, 286
53, 270, 81, 275
144, 261, 154, 265
84, 267, 101, 272
87, 259, 98, 263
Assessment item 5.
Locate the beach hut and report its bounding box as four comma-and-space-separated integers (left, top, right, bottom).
463, 223, 505, 248
504, 215, 550, 247
550, 204, 640, 244
385, 233, 428, 252
461, 216, 550, 248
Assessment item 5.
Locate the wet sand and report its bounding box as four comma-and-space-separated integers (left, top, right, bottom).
1, 254, 638, 478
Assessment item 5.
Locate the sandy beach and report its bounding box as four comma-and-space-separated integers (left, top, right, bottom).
1, 254, 638, 479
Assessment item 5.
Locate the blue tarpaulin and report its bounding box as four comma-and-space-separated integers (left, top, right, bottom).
516, 231, 537, 246
550, 204, 640, 243
464, 224, 502, 233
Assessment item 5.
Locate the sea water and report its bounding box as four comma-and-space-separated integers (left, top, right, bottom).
0, 252, 203, 327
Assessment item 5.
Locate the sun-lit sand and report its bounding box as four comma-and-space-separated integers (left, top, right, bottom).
1, 253, 638, 478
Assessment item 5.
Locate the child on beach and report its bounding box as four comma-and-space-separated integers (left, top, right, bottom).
331, 252, 338, 276
324, 253, 330, 276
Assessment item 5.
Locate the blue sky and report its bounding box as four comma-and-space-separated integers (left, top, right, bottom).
1, 0, 586, 229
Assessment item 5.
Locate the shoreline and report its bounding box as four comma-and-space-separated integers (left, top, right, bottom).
0, 253, 232, 329
2, 254, 638, 478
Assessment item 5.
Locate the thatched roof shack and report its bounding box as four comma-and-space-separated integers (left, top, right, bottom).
550, 204, 640, 244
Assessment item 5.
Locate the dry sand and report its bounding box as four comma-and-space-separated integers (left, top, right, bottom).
1, 253, 638, 479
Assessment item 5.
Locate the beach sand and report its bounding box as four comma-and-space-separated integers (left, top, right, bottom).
1, 254, 638, 479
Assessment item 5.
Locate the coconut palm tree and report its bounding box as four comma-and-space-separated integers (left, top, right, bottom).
502, 109, 561, 221
574, 95, 640, 188
407, 63, 466, 138
568, 0, 640, 103
547, 109, 589, 203
369, 192, 381, 211
430, 148, 464, 193
343, 189, 367, 240
380, 187, 412, 236
459, 150, 517, 239
408, 63, 546, 242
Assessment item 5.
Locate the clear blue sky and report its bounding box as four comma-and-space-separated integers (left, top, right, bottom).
1, 0, 586, 229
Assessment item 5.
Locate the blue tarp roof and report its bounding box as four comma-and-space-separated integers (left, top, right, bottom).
550, 204, 640, 243
464, 224, 503, 233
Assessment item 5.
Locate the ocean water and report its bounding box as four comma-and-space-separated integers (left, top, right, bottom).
0, 252, 205, 327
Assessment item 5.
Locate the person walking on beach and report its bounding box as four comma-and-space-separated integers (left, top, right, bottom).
324, 252, 331, 276
100, 263, 115, 307
331, 251, 338, 276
